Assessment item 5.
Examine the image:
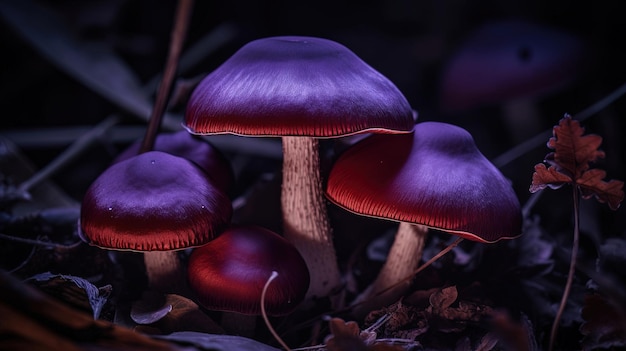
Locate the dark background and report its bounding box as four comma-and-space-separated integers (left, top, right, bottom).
1, 0, 625, 202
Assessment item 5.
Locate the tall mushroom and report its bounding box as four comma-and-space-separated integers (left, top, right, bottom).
184, 36, 414, 299
325, 122, 522, 312
79, 151, 232, 294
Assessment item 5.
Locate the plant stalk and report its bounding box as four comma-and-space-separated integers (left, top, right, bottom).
549, 185, 580, 351
139, 0, 194, 153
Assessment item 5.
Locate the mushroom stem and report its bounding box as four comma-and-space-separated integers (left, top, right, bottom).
370, 222, 428, 299
351, 222, 427, 314
501, 97, 543, 143
143, 251, 188, 295
281, 136, 341, 300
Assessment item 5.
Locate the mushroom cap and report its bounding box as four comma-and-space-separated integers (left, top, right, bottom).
325, 122, 522, 243
187, 225, 310, 316
79, 151, 232, 251
184, 36, 415, 138
112, 130, 234, 192
439, 20, 586, 112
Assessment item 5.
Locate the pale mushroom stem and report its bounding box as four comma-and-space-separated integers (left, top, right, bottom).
351, 222, 428, 317
143, 251, 188, 295
281, 136, 341, 300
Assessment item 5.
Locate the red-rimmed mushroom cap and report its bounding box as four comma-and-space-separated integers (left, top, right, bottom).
112, 130, 234, 191
187, 225, 310, 316
184, 36, 414, 137
439, 20, 586, 112
79, 151, 232, 251
325, 122, 522, 243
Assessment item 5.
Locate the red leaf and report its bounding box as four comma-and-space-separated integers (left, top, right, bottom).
577, 169, 625, 210
529, 163, 572, 193
546, 114, 605, 178
530, 114, 624, 210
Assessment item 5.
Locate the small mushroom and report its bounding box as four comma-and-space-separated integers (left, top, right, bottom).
187, 224, 310, 334
325, 122, 522, 312
113, 130, 234, 192
184, 36, 414, 299
79, 151, 232, 294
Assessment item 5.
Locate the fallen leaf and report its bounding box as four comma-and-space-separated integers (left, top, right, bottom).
325, 318, 406, 351
429, 286, 458, 311
489, 311, 538, 351
131, 292, 173, 325
580, 293, 626, 350
0, 271, 180, 351
131, 291, 223, 334
27, 272, 111, 319
156, 331, 280, 351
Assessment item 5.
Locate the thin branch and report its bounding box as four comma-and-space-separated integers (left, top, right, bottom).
139, 0, 195, 153
548, 186, 580, 351
0, 232, 82, 250
492, 82, 626, 168
348, 237, 463, 312
17, 116, 120, 194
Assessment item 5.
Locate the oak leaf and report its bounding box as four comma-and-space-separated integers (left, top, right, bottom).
530, 114, 624, 210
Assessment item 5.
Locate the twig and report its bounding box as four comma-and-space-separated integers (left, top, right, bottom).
0, 232, 82, 250
351, 237, 463, 309
139, 0, 195, 153
492, 82, 626, 168
16, 116, 119, 195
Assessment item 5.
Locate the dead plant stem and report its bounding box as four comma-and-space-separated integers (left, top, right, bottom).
139, 0, 194, 153
549, 185, 580, 351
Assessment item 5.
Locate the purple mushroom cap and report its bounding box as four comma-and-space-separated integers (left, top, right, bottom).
79, 151, 232, 251
112, 130, 234, 192
184, 36, 415, 137
326, 122, 522, 242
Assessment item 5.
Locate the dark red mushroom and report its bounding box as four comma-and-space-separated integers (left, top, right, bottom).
79, 151, 232, 293
113, 130, 234, 192
326, 122, 522, 310
187, 224, 309, 333
184, 36, 414, 299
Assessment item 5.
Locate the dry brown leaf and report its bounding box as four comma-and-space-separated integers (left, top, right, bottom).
325, 318, 405, 351
580, 293, 626, 350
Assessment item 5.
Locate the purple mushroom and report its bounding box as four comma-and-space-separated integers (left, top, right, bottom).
184, 36, 415, 299
79, 151, 232, 293
326, 122, 522, 311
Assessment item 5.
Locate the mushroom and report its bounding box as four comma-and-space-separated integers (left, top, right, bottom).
79, 151, 232, 294
325, 122, 522, 312
113, 130, 234, 192
187, 224, 309, 334
184, 36, 414, 299
439, 20, 587, 141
